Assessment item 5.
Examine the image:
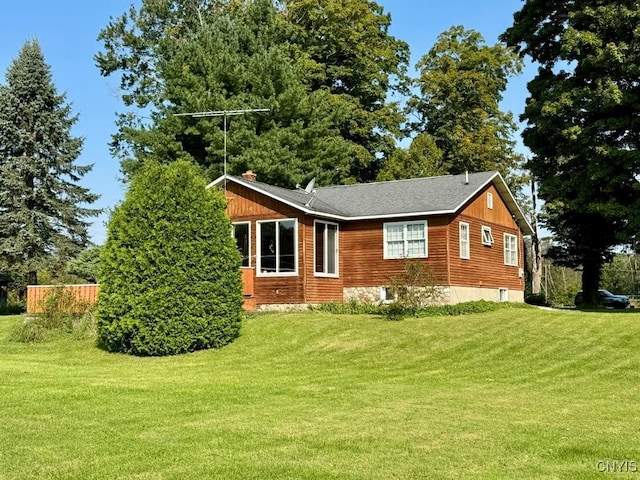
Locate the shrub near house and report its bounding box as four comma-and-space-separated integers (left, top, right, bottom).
97, 161, 243, 356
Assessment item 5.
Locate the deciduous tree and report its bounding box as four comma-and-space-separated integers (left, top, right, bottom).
282, 0, 409, 181
376, 133, 443, 181
408, 26, 523, 179
67, 246, 102, 284
502, 1, 640, 305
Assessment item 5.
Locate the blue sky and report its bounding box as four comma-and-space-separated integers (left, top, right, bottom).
1, 0, 534, 245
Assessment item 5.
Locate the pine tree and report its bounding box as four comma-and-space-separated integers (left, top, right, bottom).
0, 39, 99, 286
96, 0, 409, 186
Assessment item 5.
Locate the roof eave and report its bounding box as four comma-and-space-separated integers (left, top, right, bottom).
211, 173, 534, 235
491, 174, 534, 236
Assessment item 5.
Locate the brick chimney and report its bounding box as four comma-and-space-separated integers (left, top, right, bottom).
241, 170, 257, 182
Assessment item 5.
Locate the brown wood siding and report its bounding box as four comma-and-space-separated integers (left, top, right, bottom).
342, 217, 449, 288
448, 185, 525, 291
224, 182, 306, 305
225, 182, 300, 221
222, 181, 527, 303
302, 217, 344, 303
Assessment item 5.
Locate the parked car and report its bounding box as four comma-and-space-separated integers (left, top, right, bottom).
574, 289, 630, 309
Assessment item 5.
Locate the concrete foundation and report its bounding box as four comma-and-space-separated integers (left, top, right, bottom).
343, 285, 524, 305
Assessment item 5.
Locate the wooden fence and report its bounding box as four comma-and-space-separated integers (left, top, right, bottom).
26, 271, 255, 313
26, 284, 100, 314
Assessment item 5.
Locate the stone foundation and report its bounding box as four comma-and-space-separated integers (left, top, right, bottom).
343, 286, 384, 305
256, 303, 316, 312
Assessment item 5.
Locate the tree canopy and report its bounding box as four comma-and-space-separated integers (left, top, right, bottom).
0, 40, 99, 287
376, 133, 443, 181
502, 1, 640, 304
96, 0, 409, 187
67, 246, 102, 284
407, 26, 524, 180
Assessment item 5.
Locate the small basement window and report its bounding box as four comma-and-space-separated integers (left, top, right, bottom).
499, 288, 509, 302
381, 287, 395, 303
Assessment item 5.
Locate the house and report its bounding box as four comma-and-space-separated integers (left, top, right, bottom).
209, 170, 533, 310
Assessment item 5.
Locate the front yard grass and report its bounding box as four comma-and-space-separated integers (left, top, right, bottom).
1, 307, 639, 479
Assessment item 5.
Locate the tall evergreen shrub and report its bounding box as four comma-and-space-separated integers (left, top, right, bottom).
97, 161, 243, 356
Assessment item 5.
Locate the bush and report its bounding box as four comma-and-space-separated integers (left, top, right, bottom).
388, 260, 444, 312
525, 294, 550, 307
384, 301, 407, 321
10, 287, 94, 342
310, 300, 382, 315
415, 300, 504, 317
0, 303, 25, 315
312, 299, 528, 320
97, 161, 243, 356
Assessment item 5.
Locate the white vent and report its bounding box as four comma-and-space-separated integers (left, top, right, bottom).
518, 268, 524, 278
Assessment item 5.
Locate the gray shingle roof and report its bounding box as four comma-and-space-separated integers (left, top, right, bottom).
210, 171, 533, 234
312, 171, 498, 217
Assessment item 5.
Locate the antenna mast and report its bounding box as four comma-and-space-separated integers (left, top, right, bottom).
174, 108, 270, 189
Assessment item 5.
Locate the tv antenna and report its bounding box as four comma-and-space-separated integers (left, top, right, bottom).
174, 108, 270, 188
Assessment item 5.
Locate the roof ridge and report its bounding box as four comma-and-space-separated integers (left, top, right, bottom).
314, 171, 496, 191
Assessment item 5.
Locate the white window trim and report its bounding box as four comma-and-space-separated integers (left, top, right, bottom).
459, 222, 470, 259
314, 220, 339, 278
383, 221, 428, 260
256, 219, 298, 277
232, 221, 251, 267
481, 226, 494, 246
380, 286, 396, 304
487, 192, 494, 209
504, 233, 518, 266
499, 288, 509, 302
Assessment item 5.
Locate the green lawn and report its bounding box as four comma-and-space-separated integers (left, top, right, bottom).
1, 307, 639, 479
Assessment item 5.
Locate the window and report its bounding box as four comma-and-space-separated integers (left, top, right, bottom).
381, 286, 396, 303
459, 222, 470, 259
232, 222, 250, 267
383, 221, 427, 259
481, 226, 494, 246
499, 288, 509, 302
315, 221, 338, 277
487, 192, 494, 209
504, 233, 518, 266
257, 219, 297, 276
